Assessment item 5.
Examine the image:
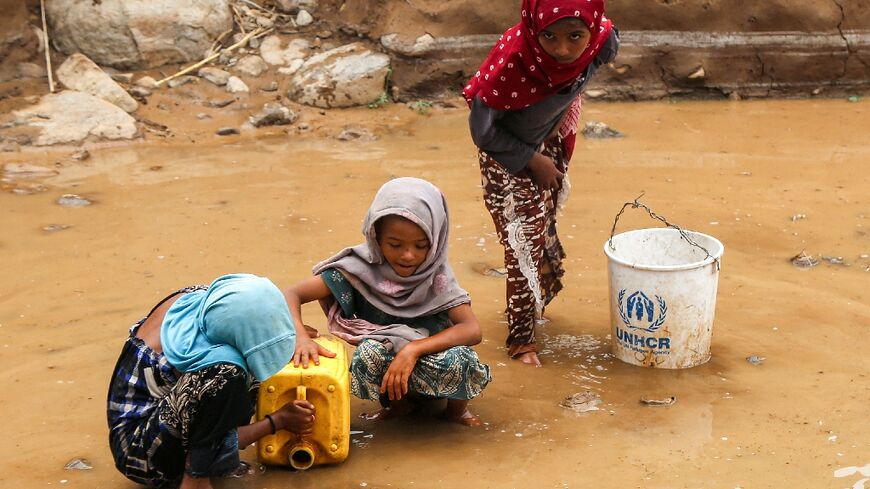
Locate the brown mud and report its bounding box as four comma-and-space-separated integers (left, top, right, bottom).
0, 99, 868, 488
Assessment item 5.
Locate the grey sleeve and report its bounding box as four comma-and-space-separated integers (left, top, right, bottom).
468, 96, 537, 173
593, 27, 620, 67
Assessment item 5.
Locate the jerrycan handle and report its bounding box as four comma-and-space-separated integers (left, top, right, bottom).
288, 385, 316, 470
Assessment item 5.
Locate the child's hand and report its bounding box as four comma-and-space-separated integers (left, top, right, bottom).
273, 400, 316, 435
527, 153, 564, 191
293, 335, 337, 368
380, 346, 420, 401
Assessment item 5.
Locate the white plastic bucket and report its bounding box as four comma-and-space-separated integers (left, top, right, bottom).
603, 228, 724, 369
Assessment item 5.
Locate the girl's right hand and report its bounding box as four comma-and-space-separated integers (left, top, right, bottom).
380, 345, 420, 401
527, 153, 564, 191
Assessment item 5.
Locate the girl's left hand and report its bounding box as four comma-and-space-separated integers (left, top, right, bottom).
380, 346, 420, 401
293, 336, 336, 368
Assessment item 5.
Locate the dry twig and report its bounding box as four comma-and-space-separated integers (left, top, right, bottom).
154, 27, 271, 87
207, 29, 234, 56
232, 5, 247, 34
40, 0, 55, 93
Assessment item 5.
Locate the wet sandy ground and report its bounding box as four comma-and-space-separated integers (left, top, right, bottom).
1, 99, 868, 488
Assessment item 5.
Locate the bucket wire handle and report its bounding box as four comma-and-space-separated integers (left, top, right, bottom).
608, 193, 720, 271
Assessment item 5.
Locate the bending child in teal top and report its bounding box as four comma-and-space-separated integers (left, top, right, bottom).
284, 178, 492, 426
107, 274, 315, 489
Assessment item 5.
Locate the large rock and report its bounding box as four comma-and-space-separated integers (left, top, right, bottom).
46, 0, 232, 70
290, 43, 390, 108
56, 54, 139, 113
10, 91, 138, 146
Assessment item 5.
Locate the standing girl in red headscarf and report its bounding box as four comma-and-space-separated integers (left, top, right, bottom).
464, 0, 619, 366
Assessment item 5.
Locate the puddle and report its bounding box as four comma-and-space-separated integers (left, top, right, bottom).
1, 99, 868, 488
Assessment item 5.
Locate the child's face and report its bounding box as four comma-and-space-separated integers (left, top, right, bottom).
376, 215, 431, 277
537, 17, 592, 64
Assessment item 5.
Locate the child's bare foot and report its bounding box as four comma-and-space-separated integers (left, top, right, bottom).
273, 400, 315, 435
359, 408, 394, 421
442, 399, 482, 427
360, 398, 416, 421
445, 409, 482, 427
515, 351, 542, 367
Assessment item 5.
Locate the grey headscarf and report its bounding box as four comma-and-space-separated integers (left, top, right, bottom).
312, 177, 469, 318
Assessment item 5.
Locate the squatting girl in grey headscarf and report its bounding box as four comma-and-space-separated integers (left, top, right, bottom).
284, 177, 491, 426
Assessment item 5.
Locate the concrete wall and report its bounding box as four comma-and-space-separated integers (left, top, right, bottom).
2, 0, 867, 98
323, 0, 870, 98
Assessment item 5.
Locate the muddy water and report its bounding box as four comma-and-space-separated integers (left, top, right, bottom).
1, 99, 868, 489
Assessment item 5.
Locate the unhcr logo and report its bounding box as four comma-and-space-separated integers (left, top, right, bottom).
616, 289, 671, 353
617, 289, 667, 333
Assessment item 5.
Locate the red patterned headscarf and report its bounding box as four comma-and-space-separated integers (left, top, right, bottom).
463, 0, 613, 111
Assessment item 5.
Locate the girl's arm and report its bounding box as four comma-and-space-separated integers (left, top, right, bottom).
469, 97, 538, 173
283, 275, 336, 367
407, 303, 482, 356
380, 303, 482, 401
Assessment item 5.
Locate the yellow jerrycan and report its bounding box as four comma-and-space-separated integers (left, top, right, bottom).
256, 335, 350, 470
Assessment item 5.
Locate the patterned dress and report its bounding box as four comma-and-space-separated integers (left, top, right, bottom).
320, 268, 492, 403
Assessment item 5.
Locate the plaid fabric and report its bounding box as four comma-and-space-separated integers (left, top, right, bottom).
107, 327, 183, 485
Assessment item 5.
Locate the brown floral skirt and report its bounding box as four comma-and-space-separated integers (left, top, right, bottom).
478, 137, 569, 357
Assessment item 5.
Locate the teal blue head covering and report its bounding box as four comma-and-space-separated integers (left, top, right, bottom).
161, 274, 296, 381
